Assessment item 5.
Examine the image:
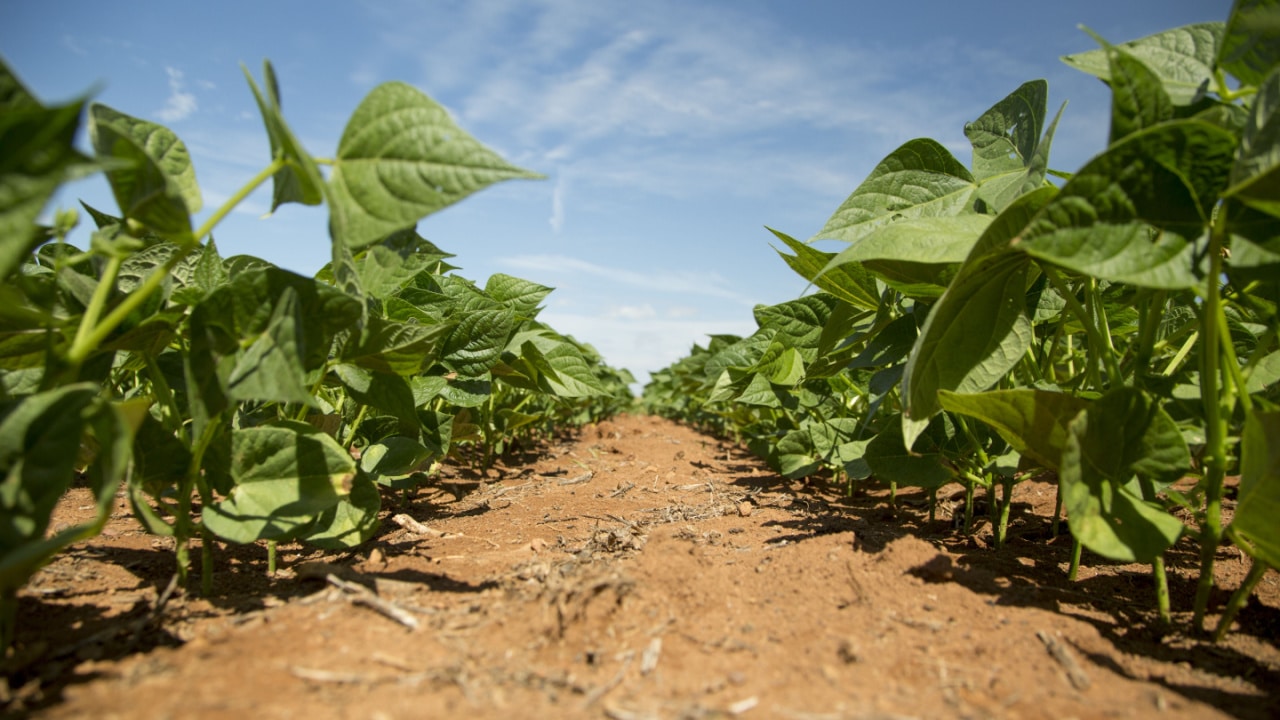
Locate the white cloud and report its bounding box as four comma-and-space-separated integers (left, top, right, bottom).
62, 34, 87, 56
156, 66, 197, 122
498, 254, 758, 306
549, 174, 566, 233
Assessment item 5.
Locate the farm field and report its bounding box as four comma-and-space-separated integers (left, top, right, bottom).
6, 411, 1277, 720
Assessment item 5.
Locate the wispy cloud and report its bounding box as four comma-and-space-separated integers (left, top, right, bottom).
549, 174, 566, 233
499, 254, 758, 306
156, 66, 197, 122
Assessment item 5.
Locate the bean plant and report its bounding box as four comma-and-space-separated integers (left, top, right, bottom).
645, 0, 1279, 637
0, 59, 633, 651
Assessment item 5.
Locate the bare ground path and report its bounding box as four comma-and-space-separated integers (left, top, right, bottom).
5, 413, 1278, 719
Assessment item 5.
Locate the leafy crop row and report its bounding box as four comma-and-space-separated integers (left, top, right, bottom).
0, 59, 633, 651
644, 1, 1279, 638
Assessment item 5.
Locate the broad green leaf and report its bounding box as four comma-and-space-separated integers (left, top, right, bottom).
0, 73, 93, 281
848, 315, 917, 370
1218, 0, 1280, 86
243, 61, 323, 210
901, 250, 1032, 447
732, 371, 791, 409
89, 104, 200, 242
965, 80, 1062, 211
440, 376, 491, 408
938, 388, 1090, 470
0, 385, 132, 597
129, 413, 191, 497
812, 139, 977, 245
230, 267, 363, 370
1095, 34, 1175, 144
442, 306, 515, 377
202, 421, 355, 543
349, 228, 452, 300
768, 228, 881, 310
967, 80, 1047, 183
226, 286, 316, 406
1234, 409, 1280, 567
333, 363, 419, 433
522, 336, 609, 398
486, 273, 553, 317
304, 472, 381, 550
753, 295, 837, 362
752, 342, 805, 387
1224, 66, 1280, 217
823, 215, 993, 268
1017, 121, 1237, 289
1062, 23, 1224, 105
865, 417, 953, 489
327, 82, 543, 249
360, 436, 433, 488
340, 314, 450, 376
1246, 349, 1280, 393
1059, 388, 1189, 562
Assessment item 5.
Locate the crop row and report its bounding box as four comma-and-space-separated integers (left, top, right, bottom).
643, 1, 1280, 639
0, 59, 633, 651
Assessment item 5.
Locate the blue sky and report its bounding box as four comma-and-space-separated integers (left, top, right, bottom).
3, 0, 1225, 386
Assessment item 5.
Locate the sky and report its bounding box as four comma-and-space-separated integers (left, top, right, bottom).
3, 0, 1227, 388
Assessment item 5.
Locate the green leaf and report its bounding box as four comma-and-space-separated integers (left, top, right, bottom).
230, 267, 363, 370
753, 295, 837, 362
486, 273, 553, 317
1017, 121, 1237, 288
327, 82, 543, 249
901, 250, 1032, 447
1062, 23, 1224, 105
1094, 33, 1176, 144
848, 315, 917, 370
812, 139, 977, 245
333, 363, 419, 434
1059, 388, 1189, 562
1234, 409, 1280, 567
349, 227, 453, 300
1218, 0, 1280, 86
359, 436, 434, 489
0, 66, 93, 281
201, 421, 356, 544
89, 103, 200, 242
522, 336, 609, 398
243, 61, 324, 211
1, 385, 132, 596
965, 80, 1062, 212
822, 215, 993, 267
304, 472, 381, 550
865, 416, 954, 489
768, 228, 881, 311
1224, 66, 1280, 217
340, 314, 450, 376
226, 286, 316, 406
442, 305, 515, 377
938, 389, 1090, 471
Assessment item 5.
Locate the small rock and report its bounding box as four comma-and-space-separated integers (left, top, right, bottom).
737, 502, 753, 517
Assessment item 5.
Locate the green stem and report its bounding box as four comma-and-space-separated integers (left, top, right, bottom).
1051, 478, 1064, 538
1131, 291, 1167, 390
1139, 476, 1172, 624
71, 254, 124, 352
267, 540, 278, 575
1193, 212, 1230, 631
995, 477, 1013, 549
1068, 538, 1083, 582
65, 159, 283, 366
1213, 554, 1269, 642
1161, 331, 1200, 377
1044, 268, 1121, 388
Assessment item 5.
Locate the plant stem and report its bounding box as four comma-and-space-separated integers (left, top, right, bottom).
996, 477, 1014, 549
71, 254, 124, 352
1193, 212, 1230, 631
1051, 479, 1063, 538
1068, 538, 1083, 581
1213, 555, 1269, 642
1139, 476, 1172, 624
1044, 268, 1121, 388
267, 540, 278, 575
65, 159, 283, 366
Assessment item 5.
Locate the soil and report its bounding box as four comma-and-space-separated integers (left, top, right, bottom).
3, 413, 1278, 720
